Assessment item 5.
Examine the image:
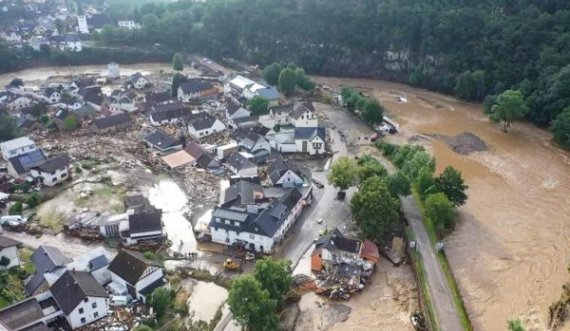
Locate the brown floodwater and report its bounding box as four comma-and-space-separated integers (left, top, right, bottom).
316, 77, 570, 331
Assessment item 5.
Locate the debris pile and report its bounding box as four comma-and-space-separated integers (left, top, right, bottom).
77, 303, 154, 331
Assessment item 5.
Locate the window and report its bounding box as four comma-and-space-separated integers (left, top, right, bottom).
249, 234, 255, 239
80, 318, 86, 324
83, 298, 88, 302
234, 221, 239, 226
94, 312, 99, 319
225, 220, 230, 224
61, 173, 67, 178
79, 308, 84, 314
92, 302, 97, 309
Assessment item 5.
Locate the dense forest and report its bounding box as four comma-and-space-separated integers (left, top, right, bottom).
3, 0, 570, 144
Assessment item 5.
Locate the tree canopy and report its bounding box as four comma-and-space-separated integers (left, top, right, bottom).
228, 275, 278, 331
149, 287, 171, 319
362, 99, 384, 125
248, 96, 269, 115
425, 193, 456, 237
356, 155, 387, 183
172, 53, 184, 71
350, 176, 400, 242
171, 73, 188, 97
327, 156, 357, 191
551, 106, 570, 149
253, 258, 291, 308
434, 166, 469, 206
507, 319, 525, 331
0, 114, 20, 142
278, 68, 297, 95
385, 172, 411, 198
263, 63, 283, 86
489, 90, 529, 132
63, 115, 78, 131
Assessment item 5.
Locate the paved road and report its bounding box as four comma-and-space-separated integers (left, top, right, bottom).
401, 196, 463, 331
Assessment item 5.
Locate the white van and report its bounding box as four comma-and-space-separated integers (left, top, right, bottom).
0, 215, 24, 225
109, 295, 129, 306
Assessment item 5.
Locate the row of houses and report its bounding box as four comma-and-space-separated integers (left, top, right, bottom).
0, 245, 164, 330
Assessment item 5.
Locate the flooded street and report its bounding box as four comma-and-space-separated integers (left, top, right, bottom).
147, 180, 197, 255
316, 77, 570, 330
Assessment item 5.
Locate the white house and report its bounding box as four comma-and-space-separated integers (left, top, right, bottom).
149, 102, 187, 126
210, 188, 306, 253
60, 34, 82, 52
43, 88, 61, 104
225, 75, 256, 97
0, 235, 22, 269
187, 111, 226, 139
66, 247, 113, 286
6, 94, 32, 110
226, 151, 258, 177
0, 136, 37, 161
117, 20, 140, 30
30, 154, 71, 187
1, 29, 22, 43
29, 36, 49, 51
266, 130, 297, 153
119, 211, 164, 246
225, 102, 250, 129
77, 15, 89, 34
177, 80, 218, 103
107, 62, 120, 79
50, 270, 109, 329
267, 157, 304, 187
291, 102, 318, 127
130, 73, 149, 89
259, 104, 294, 129
294, 127, 326, 155
108, 249, 165, 303
235, 131, 271, 154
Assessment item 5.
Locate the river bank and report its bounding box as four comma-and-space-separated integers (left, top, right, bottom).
315, 76, 570, 331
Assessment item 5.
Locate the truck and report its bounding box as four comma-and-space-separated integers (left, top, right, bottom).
223, 258, 241, 271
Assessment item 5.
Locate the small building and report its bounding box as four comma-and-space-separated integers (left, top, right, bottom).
42, 88, 61, 104
50, 270, 109, 329
145, 91, 173, 106
267, 157, 304, 187
184, 141, 221, 172
226, 151, 258, 178
66, 247, 113, 286
117, 20, 140, 30
149, 102, 187, 126
30, 154, 71, 187
130, 72, 149, 90
7, 149, 47, 178
291, 102, 318, 128
26, 246, 71, 296
107, 62, 120, 79
225, 102, 250, 129
0, 235, 22, 269
187, 111, 226, 139
177, 80, 218, 103
0, 297, 59, 331
120, 211, 163, 246
311, 228, 362, 272
108, 249, 165, 302
0, 136, 37, 161
143, 130, 182, 153
60, 34, 82, 52
294, 127, 326, 155
161, 150, 196, 169
92, 113, 132, 134
77, 15, 89, 34
5, 94, 32, 110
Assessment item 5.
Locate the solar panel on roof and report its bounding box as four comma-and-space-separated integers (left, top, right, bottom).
20, 150, 45, 169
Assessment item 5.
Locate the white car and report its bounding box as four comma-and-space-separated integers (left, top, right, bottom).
317, 218, 323, 224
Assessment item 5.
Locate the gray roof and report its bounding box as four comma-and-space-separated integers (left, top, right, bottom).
30, 245, 70, 274
226, 152, 256, 172
150, 103, 187, 122
131, 72, 145, 83
187, 111, 219, 131
0, 137, 34, 152
128, 211, 162, 235
0, 298, 44, 330
222, 180, 264, 207
291, 102, 313, 119
145, 91, 172, 104
0, 235, 21, 249
267, 157, 293, 184
256, 86, 280, 100
316, 228, 361, 254
34, 154, 70, 174
270, 104, 294, 115
93, 113, 131, 130
108, 249, 161, 285
179, 80, 214, 94
212, 208, 249, 223
50, 270, 108, 315
294, 127, 325, 141
227, 102, 247, 117
143, 130, 181, 151
9, 149, 47, 176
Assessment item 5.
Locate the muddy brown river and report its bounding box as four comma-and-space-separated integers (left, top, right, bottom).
317, 77, 570, 331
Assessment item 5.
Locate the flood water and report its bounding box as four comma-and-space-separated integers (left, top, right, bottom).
148, 180, 197, 255
316, 77, 570, 331
186, 281, 228, 322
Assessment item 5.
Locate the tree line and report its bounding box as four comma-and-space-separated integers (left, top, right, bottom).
85, 0, 570, 147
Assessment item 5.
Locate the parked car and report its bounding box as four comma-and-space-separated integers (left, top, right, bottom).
0, 215, 24, 226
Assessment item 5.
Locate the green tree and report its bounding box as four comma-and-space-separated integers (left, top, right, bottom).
54, 18, 66, 34
327, 157, 357, 192
356, 155, 387, 182
507, 319, 525, 331
346, 94, 361, 113
455, 70, 487, 101
385, 172, 411, 197
172, 53, 184, 71
9, 203, 22, 215
228, 275, 278, 331
278, 68, 296, 96
362, 99, 384, 125
416, 167, 436, 198
171, 73, 188, 97
149, 287, 171, 319
489, 90, 529, 132
551, 106, 570, 149
132, 326, 153, 331
402, 151, 435, 182
350, 176, 400, 242
248, 96, 269, 115
262, 63, 283, 86
434, 166, 468, 206
0, 114, 20, 142
425, 193, 455, 236
63, 115, 77, 131
340, 86, 355, 102
253, 258, 291, 308
25, 193, 40, 208
294, 68, 306, 86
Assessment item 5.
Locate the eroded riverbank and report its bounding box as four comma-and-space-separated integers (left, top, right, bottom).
316, 76, 570, 330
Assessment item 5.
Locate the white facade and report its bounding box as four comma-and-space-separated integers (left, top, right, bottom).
292, 110, 319, 128
30, 166, 69, 187
0, 137, 37, 161
66, 296, 108, 329
77, 15, 89, 34
110, 267, 163, 302
211, 227, 274, 253
132, 77, 148, 89
188, 119, 226, 139
296, 135, 325, 155
226, 107, 250, 121
1, 31, 22, 43
259, 110, 291, 129
0, 246, 20, 269
275, 169, 304, 187
118, 20, 140, 30
107, 62, 120, 79
7, 96, 32, 110
44, 91, 61, 104
61, 40, 82, 52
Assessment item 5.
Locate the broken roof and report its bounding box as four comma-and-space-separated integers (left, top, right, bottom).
316, 228, 361, 254
222, 180, 264, 207
161, 150, 196, 169
50, 270, 108, 315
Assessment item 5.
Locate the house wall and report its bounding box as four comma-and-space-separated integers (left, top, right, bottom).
0, 246, 20, 269
30, 166, 69, 187
211, 226, 274, 253
252, 139, 271, 153
292, 111, 319, 128
276, 170, 304, 187
227, 108, 250, 121
295, 136, 325, 155
44, 92, 61, 104
133, 78, 148, 89
1, 142, 37, 161
7, 160, 23, 178
134, 268, 164, 302
273, 197, 304, 242
8, 97, 31, 110
188, 120, 225, 139
66, 296, 108, 329
122, 229, 163, 245
270, 140, 297, 154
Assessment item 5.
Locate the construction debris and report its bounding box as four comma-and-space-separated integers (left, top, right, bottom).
76, 302, 154, 331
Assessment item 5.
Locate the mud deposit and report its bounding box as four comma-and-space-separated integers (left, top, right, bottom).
316, 76, 570, 331
293, 292, 351, 331
431, 132, 488, 155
